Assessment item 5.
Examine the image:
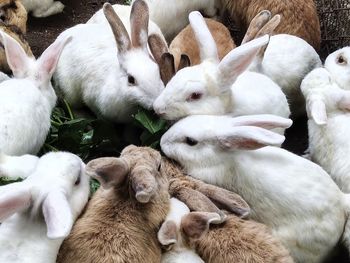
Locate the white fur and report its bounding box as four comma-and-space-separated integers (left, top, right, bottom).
0, 31, 70, 155
153, 12, 290, 133
0, 152, 90, 263
21, 0, 64, 17
324, 47, 350, 91
248, 34, 322, 117
54, 4, 164, 123
0, 153, 39, 179
159, 198, 204, 263
301, 67, 350, 193
160, 114, 350, 263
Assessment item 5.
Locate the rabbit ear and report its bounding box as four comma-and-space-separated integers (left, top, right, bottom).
159, 52, 175, 85
130, 0, 149, 50
229, 114, 293, 130
131, 167, 157, 203
103, 3, 131, 54
0, 182, 31, 221
309, 99, 327, 125
181, 212, 222, 239
42, 189, 73, 239
86, 157, 129, 189
189, 11, 218, 62
241, 10, 271, 44
37, 35, 72, 83
217, 126, 285, 150
255, 14, 281, 39
178, 54, 191, 70
148, 34, 168, 65
158, 220, 178, 247
0, 30, 31, 77
218, 35, 269, 89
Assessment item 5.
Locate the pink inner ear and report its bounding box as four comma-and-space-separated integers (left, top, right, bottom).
0, 186, 31, 221
220, 138, 265, 150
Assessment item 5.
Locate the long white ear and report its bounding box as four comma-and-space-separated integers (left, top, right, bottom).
230, 114, 293, 130
0, 182, 32, 221
42, 189, 73, 239
0, 30, 31, 78
189, 11, 218, 62
37, 35, 72, 84
308, 99, 327, 125
218, 35, 269, 88
217, 126, 285, 150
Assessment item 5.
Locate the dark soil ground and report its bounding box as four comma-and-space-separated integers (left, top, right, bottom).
24, 0, 349, 261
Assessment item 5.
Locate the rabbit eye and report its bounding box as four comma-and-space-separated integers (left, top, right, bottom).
75, 174, 81, 186
128, 75, 136, 86
337, 55, 347, 65
157, 163, 161, 172
186, 92, 202, 102
185, 137, 198, 146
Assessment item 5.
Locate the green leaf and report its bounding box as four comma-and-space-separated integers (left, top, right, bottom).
134, 109, 168, 134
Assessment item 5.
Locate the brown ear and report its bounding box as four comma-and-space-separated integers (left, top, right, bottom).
130, 0, 149, 49
103, 3, 131, 54
86, 157, 129, 189
255, 14, 281, 39
130, 167, 157, 203
158, 220, 178, 247
181, 212, 222, 239
178, 54, 191, 70
241, 10, 271, 44
148, 34, 169, 65
159, 52, 175, 85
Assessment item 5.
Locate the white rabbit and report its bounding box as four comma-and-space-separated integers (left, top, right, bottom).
54, 2, 165, 123
324, 47, 350, 91
0, 151, 90, 263
160, 114, 350, 263
0, 152, 39, 179
0, 30, 71, 155
242, 11, 322, 118
21, 0, 64, 17
301, 67, 350, 193
153, 12, 290, 131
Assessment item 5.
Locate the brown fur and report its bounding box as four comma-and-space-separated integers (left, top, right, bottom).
185, 215, 294, 263
57, 145, 170, 263
218, 0, 321, 50
0, 0, 27, 33
170, 18, 236, 70
0, 23, 32, 74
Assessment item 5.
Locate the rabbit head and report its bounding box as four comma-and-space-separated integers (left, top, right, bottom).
0, 29, 71, 108
0, 152, 90, 239
160, 114, 291, 168
324, 47, 350, 91
103, 1, 165, 109
153, 11, 269, 120
0, 0, 27, 33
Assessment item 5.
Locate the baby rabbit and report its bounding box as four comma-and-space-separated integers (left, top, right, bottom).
0, 31, 70, 155
160, 114, 350, 263
243, 10, 322, 117
57, 145, 171, 263
21, 0, 64, 17
0, 151, 90, 263
169, 18, 235, 70
0, 0, 27, 33
153, 12, 290, 133
54, 2, 165, 123
216, 0, 321, 50
159, 198, 293, 263
301, 67, 350, 193
324, 47, 350, 91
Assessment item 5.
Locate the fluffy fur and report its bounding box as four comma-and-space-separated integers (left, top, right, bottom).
0, 30, 70, 155
217, 0, 321, 50
54, 2, 165, 123
153, 12, 290, 134
20, 0, 64, 17
0, 152, 38, 179
57, 145, 171, 263
160, 114, 350, 263
0, 0, 27, 32
301, 67, 350, 193
170, 18, 235, 70
0, 152, 90, 263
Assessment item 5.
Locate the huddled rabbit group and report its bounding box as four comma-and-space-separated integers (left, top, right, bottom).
0, 0, 349, 262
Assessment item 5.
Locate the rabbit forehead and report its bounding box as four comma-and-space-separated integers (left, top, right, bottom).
166, 198, 190, 225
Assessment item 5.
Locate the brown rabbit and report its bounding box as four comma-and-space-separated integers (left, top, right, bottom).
0, 0, 27, 33
217, 0, 321, 50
